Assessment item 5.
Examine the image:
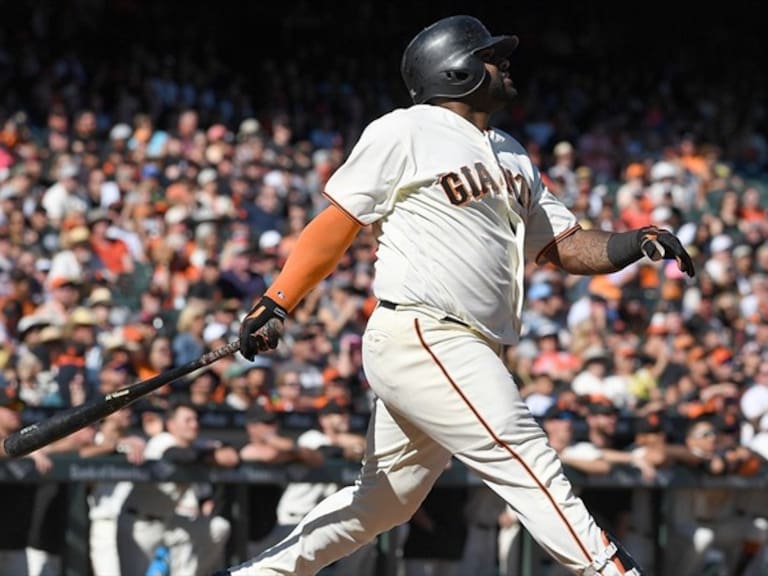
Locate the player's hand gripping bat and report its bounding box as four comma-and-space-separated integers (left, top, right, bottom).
0, 340, 241, 458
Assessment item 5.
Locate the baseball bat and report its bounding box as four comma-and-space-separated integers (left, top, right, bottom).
1, 340, 241, 458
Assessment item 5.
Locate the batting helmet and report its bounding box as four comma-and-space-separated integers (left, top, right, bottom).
401, 15, 519, 105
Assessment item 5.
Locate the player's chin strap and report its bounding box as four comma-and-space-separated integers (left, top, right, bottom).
582, 531, 643, 576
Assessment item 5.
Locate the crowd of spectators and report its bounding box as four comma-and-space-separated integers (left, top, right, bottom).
0, 1, 767, 574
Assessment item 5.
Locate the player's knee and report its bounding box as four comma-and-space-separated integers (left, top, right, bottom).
351, 485, 422, 534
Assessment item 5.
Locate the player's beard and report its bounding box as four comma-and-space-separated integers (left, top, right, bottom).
490, 74, 518, 102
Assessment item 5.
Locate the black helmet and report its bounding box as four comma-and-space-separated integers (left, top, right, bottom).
401, 15, 519, 104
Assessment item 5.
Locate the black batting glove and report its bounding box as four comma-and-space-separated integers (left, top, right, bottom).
238, 296, 287, 361
637, 226, 696, 277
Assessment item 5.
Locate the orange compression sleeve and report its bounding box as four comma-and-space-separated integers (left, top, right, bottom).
264, 204, 363, 312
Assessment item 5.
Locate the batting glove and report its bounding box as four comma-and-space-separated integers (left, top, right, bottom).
637, 226, 695, 277
239, 296, 287, 361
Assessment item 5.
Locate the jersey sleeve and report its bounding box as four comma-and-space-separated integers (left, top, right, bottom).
523, 169, 579, 261
297, 429, 328, 450
324, 113, 409, 225
144, 433, 176, 460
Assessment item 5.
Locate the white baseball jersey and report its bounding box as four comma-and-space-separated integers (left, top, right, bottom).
229, 105, 634, 576
325, 104, 578, 344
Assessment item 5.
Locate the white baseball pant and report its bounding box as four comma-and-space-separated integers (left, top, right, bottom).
228, 304, 636, 575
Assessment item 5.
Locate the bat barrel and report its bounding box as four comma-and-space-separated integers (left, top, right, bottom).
2, 340, 240, 458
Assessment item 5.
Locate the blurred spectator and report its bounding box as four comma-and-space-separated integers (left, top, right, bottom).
183, 368, 225, 409
217, 243, 267, 303
117, 399, 237, 576
256, 400, 372, 574
0, 384, 43, 575
270, 367, 323, 413
664, 418, 768, 575
457, 485, 507, 576
79, 407, 146, 576
222, 360, 259, 411
547, 140, 578, 208
239, 404, 315, 556
529, 323, 579, 383
171, 301, 207, 366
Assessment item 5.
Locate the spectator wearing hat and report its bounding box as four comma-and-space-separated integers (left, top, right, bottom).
521, 370, 558, 417
242, 358, 275, 410
66, 306, 102, 387
36, 273, 83, 319
1, 269, 38, 340
62, 223, 111, 286
222, 360, 261, 411
571, 345, 613, 399
530, 322, 579, 384
521, 281, 557, 338
279, 327, 326, 398
196, 166, 235, 221
86, 286, 116, 331
320, 369, 354, 411
187, 257, 225, 305
542, 405, 612, 477
14, 313, 55, 356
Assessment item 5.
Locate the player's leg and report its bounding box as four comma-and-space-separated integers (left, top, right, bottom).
225, 397, 452, 575
376, 307, 642, 575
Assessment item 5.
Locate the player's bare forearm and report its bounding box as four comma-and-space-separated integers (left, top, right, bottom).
546, 225, 696, 277
542, 228, 618, 275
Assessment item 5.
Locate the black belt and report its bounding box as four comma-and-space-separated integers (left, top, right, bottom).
378, 300, 469, 327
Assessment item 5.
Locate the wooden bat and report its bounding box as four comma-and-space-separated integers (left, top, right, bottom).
1, 340, 241, 458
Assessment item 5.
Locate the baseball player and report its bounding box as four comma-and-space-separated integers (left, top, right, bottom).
218, 14, 694, 576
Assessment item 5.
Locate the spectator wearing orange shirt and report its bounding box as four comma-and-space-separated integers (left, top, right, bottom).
88, 209, 135, 278
530, 323, 579, 384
